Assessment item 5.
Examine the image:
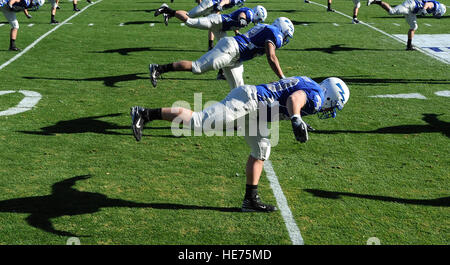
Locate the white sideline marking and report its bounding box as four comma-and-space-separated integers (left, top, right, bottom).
0, 90, 42, 116
369, 93, 427, 99
0, 0, 103, 71
264, 160, 304, 245
435, 90, 450, 97
309, 1, 449, 64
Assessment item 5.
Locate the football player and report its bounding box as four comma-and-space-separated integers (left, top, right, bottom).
47, 0, 91, 24
129, 76, 350, 212
148, 17, 295, 90
1, 0, 44, 51
367, 0, 446, 50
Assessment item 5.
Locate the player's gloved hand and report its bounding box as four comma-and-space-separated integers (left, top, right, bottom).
213, 3, 223, 12
26, 14, 32, 19
291, 115, 309, 143
238, 18, 248, 28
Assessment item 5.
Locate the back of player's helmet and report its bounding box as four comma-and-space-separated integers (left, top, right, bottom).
252, 5, 267, 24
318, 77, 350, 119
272, 17, 294, 44
433, 2, 446, 17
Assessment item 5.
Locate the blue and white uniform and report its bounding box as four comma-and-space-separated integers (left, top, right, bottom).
189, 77, 325, 160
191, 23, 288, 89
188, 0, 246, 18
185, 7, 254, 41
255, 77, 325, 121
1, 0, 30, 29
388, 0, 441, 30
233, 24, 284, 62
221, 7, 254, 31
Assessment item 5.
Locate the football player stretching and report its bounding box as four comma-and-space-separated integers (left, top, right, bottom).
367, 0, 446, 50
148, 17, 295, 90
129, 76, 350, 212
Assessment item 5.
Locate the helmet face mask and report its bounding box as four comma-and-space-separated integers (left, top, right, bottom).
252, 5, 267, 24
318, 77, 350, 119
272, 17, 294, 45
433, 2, 446, 17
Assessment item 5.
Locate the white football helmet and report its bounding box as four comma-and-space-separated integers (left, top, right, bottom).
272, 17, 294, 45
32, 0, 45, 7
433, 2, 446, 17
252, 5, 267, 24
318, 77, 350, 119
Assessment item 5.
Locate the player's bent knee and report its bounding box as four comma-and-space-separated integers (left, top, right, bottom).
10, 20, 19, 29
250, 138, 271, 161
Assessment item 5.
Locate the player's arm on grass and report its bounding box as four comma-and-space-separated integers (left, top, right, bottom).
286, 90, 309, 143
265, 41, 285, 79
24, 8, 32, 19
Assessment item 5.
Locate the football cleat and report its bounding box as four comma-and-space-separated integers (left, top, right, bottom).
9, 47, 20, 51
216, 70, 226, 80
130, 106, 145, 142
149, 64, 161, 87
304, 0, 310, 3
87, 0, 92, 3
155, 3, 169, 17
163, 13, 169, 26
242, 195, 277, 212
406, 46, 416, 51
51, 20, 59, 24
73, 8, 81, 12
327, 8, 335, 12
352, 18, 360, 24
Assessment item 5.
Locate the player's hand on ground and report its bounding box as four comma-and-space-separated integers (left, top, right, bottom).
291, 115, 309, 143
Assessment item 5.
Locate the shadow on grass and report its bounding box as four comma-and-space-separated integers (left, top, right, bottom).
91, 47, 205, 56
17, 113, 181, 138
313, 113, 450, 138
283, 44, 398, 54
0, 175, 241, 236
23, 73, 147, 87
310, 76, 450, 85
304, 189, 450, 207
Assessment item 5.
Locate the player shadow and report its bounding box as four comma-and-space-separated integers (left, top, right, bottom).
283, 44, 394, 54
312, 76, 450, 86
92, 47, 205, 56
122, 20, 164, 25
291, 20, 319, 25
304, 189, 450, 207
0, 175, 242, 236
313, 114, 450, 138
17, 113, 180, 138
374, 16, 450, 19
268, 9, 299, 13
23, 73, 147, 87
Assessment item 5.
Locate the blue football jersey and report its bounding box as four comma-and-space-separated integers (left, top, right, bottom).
224, 0, 246, 9
233, 24, 284, 62
1, 0, 30, 8
255, 77, 325, 121
221, 7, 254, 31
413, 0, 440, 14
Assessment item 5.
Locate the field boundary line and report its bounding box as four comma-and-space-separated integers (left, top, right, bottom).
0, 0, 103, 71
264, 160, 304, 245
308, 1, 449, 64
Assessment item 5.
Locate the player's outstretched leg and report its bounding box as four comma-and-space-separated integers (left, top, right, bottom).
130, 107, 163, 141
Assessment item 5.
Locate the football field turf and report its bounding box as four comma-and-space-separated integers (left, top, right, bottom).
0, 0, 449, 245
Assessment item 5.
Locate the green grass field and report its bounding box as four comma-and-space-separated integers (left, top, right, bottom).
0, 0, 449, 245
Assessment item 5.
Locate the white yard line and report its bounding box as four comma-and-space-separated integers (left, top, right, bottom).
0, 0, 102, 71
309, 1, 449, 64
264, 160, 304, 245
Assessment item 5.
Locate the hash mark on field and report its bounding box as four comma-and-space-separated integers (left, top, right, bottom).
119, 23, 124, 26
0, 23, 5, 27
28, 24, 34, 27
393, 23, 400, 26
333, 23, 339, 26
0, 0, 103, 71
181, 23, 185, 26
88, 23, 94, 26
150, 23, 155, 27
424, 23, 432, 27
